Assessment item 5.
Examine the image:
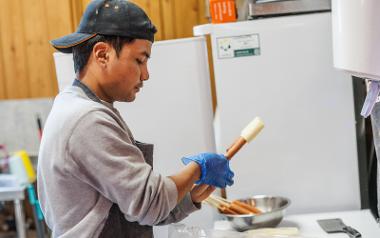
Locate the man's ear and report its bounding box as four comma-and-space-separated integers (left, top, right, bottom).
93, 42, 110, 67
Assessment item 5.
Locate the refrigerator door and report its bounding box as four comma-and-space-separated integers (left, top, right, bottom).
53, 37, 216, 236
195, 12, 360, 214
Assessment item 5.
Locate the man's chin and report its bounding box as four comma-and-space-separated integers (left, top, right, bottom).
124, 95, 136, 102
114, 93, 137, 102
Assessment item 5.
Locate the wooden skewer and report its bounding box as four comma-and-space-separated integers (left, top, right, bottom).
206, 196, 222, 205
212, 195, 229, 203
204, 197, 224, 212
209, 195, 229, 207
205, 197, 235, 215
205, 196, 228, 209
204, 199, 218, 208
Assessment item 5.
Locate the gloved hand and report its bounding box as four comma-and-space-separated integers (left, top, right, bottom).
181, 153, 234, 188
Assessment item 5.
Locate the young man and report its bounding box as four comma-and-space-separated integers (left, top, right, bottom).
37, 1, 234, 237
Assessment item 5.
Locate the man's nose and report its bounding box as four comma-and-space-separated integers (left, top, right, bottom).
141, 65, 149, 81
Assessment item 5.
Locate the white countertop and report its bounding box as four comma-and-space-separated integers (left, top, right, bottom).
280, 209, 380, 237
215, 210, 380, 237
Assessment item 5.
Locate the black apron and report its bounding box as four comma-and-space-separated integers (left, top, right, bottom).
99, 141, 155, 238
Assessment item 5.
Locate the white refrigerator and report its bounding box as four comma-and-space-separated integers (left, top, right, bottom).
194, 12, 360, 214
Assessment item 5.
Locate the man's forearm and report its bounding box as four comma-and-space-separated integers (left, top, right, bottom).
169, 162, 200, 203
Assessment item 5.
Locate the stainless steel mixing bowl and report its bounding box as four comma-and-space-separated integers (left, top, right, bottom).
223, 195, 291, 231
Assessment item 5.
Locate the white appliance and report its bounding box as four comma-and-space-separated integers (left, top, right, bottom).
332, 0, 380, 81
194, 12, 360, 214
53, 38, 216, 237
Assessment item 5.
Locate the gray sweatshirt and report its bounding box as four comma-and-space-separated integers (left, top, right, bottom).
37, 85, 199, 237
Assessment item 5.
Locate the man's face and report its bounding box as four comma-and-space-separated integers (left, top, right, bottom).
100, 39, 152, 102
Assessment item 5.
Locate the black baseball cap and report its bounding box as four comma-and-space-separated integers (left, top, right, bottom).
51, 0, 157, 53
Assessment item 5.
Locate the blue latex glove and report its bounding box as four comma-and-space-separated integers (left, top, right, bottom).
181, 153, 234, 188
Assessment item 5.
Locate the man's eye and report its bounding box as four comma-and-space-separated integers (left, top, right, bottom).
136, 59, 143, 64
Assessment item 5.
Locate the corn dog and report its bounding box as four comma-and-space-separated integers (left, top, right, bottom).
232, 200, 262, 214
219, 205, 239, 215
229, 203, 254, 214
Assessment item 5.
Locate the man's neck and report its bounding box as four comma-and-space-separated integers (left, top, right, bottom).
79, 69, 114, 103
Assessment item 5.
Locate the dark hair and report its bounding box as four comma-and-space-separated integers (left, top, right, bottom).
72, 35, 134, 73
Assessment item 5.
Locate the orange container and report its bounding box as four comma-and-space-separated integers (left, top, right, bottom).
209, 0, 237, 24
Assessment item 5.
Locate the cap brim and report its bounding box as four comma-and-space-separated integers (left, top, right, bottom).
50, 32, 97, 53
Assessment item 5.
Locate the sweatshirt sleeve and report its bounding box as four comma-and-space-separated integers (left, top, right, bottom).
66, 110, 178, 226
156, 193, 201, 226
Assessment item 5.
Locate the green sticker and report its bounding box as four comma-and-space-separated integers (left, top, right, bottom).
234, 48, 259, 57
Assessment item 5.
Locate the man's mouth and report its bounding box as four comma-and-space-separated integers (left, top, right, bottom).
135, 83, 143, 92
